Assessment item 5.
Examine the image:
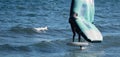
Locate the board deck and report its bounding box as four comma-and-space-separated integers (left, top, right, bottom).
75, 17, 103, 42
67, 42, 89, 46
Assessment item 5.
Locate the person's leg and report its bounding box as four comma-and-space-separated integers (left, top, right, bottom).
78, 34, 81, 42
76, 28, 81, 42
70, 24, 76, 42
69, 17, 77, 42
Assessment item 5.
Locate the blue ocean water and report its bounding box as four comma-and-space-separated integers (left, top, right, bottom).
0, 0, 120, 57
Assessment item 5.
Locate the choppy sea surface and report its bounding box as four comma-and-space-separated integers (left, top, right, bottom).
0, 0, 120, 57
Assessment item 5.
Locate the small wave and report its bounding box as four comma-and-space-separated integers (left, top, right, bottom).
0, 44, 31, 51
0, 38, 72, 53
10, 26, 48, 34
30, 39, 73, 53
33, 26, 48, 33
0, 39, 70, 52
16, 5, 26, 10
10, 26, 36, 34
18, 13, 38, 17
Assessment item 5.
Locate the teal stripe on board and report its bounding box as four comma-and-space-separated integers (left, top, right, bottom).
73, 0, 95, 23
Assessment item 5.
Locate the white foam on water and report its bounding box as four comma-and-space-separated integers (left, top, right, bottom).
33, 26, 48, 33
